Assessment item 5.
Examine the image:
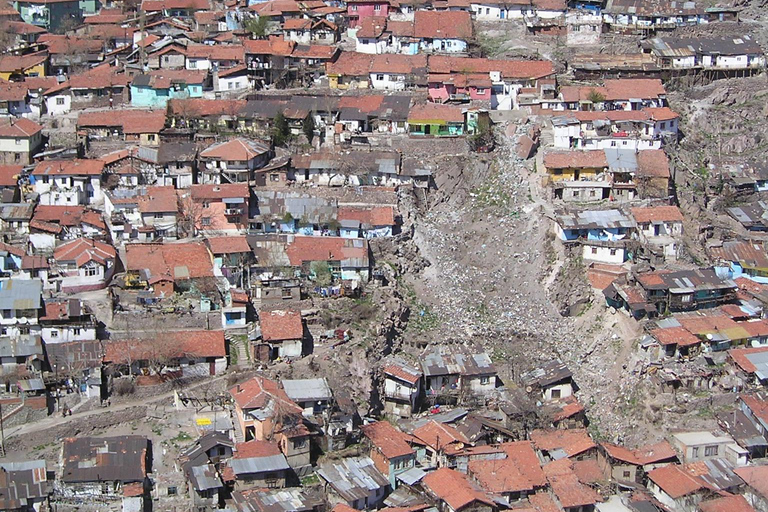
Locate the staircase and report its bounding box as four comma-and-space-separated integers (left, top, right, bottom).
225, 332, 252, 368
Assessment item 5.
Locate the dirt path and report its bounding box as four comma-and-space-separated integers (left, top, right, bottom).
4, 374, 231, 440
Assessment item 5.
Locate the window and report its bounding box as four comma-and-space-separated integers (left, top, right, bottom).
611, 141, 617, 147
167, 486, 177, 496
591, 247, 598, 254
154, 213, 164, 219
73, 328, 81, 335
609, 249, 617, 256
203, 201, 211, 208
660, 122, 666, 129
202, 217, 212, 226
704, 445, 719, 457
376, 74, 384, 81
15, 138, 21, 145
351, 4, 357, 9
56, 97, 65, 105
623, 470, 631, 479
50, 330, 58, 338
551, 389, 561, 399
293, 438, 307, 449
589, 190, 596, 197
480, 376, 490, 385
374, 3, 381, 10
680, 294, 692, 303
692, 447, 699, 458
84, 266, 98, 277
147, 134, 156, 142
14, 153, 20, 163
270, 174, 280, 182
476, 88, 486, 94
572, 190, 579, 197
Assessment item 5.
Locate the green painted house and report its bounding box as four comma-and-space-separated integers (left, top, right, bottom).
408, 102, 465, 137
15, 0, 99, 32
130, 70, 207, 107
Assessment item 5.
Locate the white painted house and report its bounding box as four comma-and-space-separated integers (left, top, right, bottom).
30, 159, 105, 206
51, 238, 117, 293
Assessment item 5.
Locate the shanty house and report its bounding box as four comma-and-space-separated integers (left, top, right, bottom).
555, 209, 636, 264
421, 346, 497, 401
58, 436, 151, 511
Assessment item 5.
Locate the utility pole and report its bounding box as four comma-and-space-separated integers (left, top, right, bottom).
0, 402, 4, 457
139, 7, 147, 71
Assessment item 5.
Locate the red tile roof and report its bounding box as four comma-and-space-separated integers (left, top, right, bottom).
185, 44, 245, 61
136, 186, 178, 214
190, 183, 249, 200
729, 346, 768, 374
104, 330, 226, 361
647, 465, 709, 499
428, 55, 554, 80
260, 309, 303, 341
413, 420, 468, 451
741, 393, 768, 425
631, 206, 683, 224
499, 441, 547, 487
0, 53, 46, 73
551, 395, 586, 422
234, 439, 282, 459
200, 138, 270, 161
0, 165, 22, 187
337, 206, 395, 227
78, 109, 166, 135
382, 362, 421, 385
734, 466, 768, 500
530, 428, 596, 458
228, 375, 302, 412
700, 495, 756, 512
53, 238, 115, 267
636, 150, 670, 178
413, 10, 472, 39
408, 102, 464, 123
361, 421, 415, 459
243, 37, 295, 57
469, 458, 535, 493
124, 242, 215, 281
0, 117, 42, 138
206, 236, 251, 255
141, 0, 211, 10
285, 235, 368, 266
529, 493, 561, 512
32, 205, 105, 229
32, 159, 104, 176
649, 327, 701, 347
423, 467, 494, 511
645, 107, 679, 121
543, 150, 608, 169
548, 471, 603, 508
168, 98, 246, 118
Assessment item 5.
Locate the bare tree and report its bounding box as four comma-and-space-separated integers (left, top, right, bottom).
177, 192, 204, 238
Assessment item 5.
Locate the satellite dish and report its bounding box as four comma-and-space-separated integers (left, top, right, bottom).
19, 317, 28, 324
525, 386, 533, 393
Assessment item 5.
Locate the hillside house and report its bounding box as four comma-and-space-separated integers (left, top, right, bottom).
0, 118, 43, 165
555, 209, 636, 264
421, 346, 497, 401
30, 160, 104, 207
58, 436, 150, 511
188, 183, 250, 235
381, 356, 422, 418
360, 421, 417, 487
104, 330, 228, 378
199, 138, 272, 184
255, 309, 305, 361
51, 238, 116, 293
630, 206, 683, 262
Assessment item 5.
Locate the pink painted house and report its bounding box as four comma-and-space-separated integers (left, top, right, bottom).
428, 73, 493, 103
348, 0, 391, 27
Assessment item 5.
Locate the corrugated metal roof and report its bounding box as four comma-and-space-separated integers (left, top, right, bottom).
0, 279, 42, 311
281, 378, 333, 403
317, 457, 389, 502
230, 454, 290, 475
